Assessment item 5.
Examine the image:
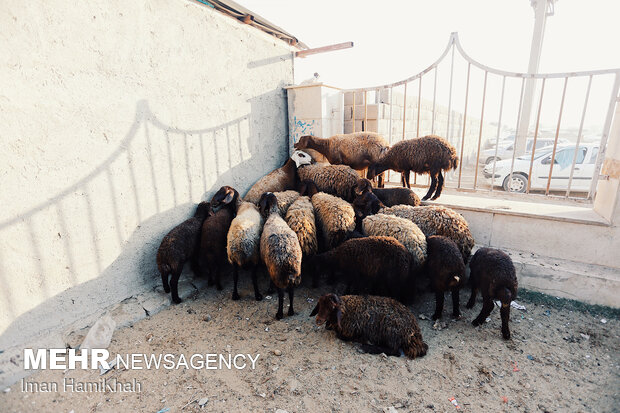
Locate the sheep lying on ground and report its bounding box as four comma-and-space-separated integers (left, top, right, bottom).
310, 294, 428, 358
424, 235, 466, 320
259, 192, 302, 320
362, 214, 427, 269
313, 236, 417, 302
380, 205, 474, 263
293, 153, 360, 202
467, 247, 518, 339
294, 132, 389, 186
157, 201, 213, 304
306, 181, 356, 251
226, 201, 264, 301
200, 186, 240, 291
355, 178, 420, 207
243, 151, 312, 203
367, 135, 458, 200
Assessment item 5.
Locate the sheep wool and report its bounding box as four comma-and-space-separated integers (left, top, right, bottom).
226, 201, 264, 267
311, 192, 356, 250
285, 196, 318, 257
380, 204, 474, 263
273, 190, 301, 217
362, 213, 427, 268
298, 163, 360, 202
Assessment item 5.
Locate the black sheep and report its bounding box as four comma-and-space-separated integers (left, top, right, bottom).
355, 178, 420, 207
466, 247, 518, 339
313, 236, 417, 302
310, 294, 427, 358
157, 201, 213, 304
200, 186, 240, 291
424, 235, 466, 320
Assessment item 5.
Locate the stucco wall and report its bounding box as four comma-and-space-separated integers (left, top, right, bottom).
0, 0, 294, 352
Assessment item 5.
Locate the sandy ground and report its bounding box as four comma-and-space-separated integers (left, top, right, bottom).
1, 274, 618, 413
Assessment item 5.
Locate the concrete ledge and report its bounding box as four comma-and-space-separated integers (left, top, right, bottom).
500, 247, 620, 308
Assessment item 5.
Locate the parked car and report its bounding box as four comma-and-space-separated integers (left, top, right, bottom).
479, 138, 568, 165
484, 143, 599, 193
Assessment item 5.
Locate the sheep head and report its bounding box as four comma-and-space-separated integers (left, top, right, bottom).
293, 135, 316, 150
354, 178, 373, 196
310, 293, 343, 330
258, 192, 278, 217
297, 179, 319, 197
352, 191, 384, 224
291, 150, 313, 168
210, 186, 239, 210
195, 201, 214, 220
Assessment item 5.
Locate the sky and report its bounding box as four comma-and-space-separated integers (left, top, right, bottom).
237, 0, 620, 134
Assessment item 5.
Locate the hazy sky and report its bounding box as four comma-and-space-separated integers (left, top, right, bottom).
238, 0, 620, 88
236, 0, 619, 134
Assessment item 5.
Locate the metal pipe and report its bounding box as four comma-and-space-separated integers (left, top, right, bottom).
402, 83, 408, 140
566, 75, 592, 198
446, 44, 455, 140
416, 76, 422, 137
473, 71, 488, 189
507, 78, 527, 194
458, 63, 471, 188
490, 76, 506, 192
432, 66, 438, 134
388, 86, 394, 183
526, 78, 546, 194
545, 77, 568, 195
588, 73, 620, 199
352, 92, 356, 133
364, 90, 368, 132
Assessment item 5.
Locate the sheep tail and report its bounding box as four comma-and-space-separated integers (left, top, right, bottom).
404, 329, 428, 359
450, 156, 459, 171
158, 263, 171, 275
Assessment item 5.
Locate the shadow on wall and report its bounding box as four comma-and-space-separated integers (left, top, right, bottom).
0, 86, 289, 351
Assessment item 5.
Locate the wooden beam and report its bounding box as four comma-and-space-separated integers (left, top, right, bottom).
295, 41, 353, 58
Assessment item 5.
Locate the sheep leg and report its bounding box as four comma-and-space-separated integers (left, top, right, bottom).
251, 266, 263, 301
432, 291, 444, 320
377, 172, 385, 188
161, 271, 170, 294
402, 170, 411, 188
422, 173, 438, 200
267, 279, 276, 294
451, 287, 461, 318
214, 262, 223, 291
466, 287, 478, 309
472, 297, 494, 327
170, 269, 183, 304
232, 265, 240, 301
500, 304, 511, 340
287, 284, 295, 316
431, 171, 445, 200
276, 288, 284, 320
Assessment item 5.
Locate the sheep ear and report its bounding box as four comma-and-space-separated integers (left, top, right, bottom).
222, 191, 235, 205
310, 303, 319, 317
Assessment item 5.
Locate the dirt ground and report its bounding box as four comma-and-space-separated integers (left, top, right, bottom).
1, 276, 618, 413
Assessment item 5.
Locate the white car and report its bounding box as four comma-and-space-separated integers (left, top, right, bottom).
479, 137, 567, 165
484, 143, 599, 193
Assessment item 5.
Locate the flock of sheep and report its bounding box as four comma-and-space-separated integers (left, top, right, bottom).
156, 132, 519, 359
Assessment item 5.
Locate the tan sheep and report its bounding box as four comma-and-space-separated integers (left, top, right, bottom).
296, 163, 360, 202
361, 213, 427, 268
272, 190, 301, 217
305, 182, 356, 251
380, 204, 474, 263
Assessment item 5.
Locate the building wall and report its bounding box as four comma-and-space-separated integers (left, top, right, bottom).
0, 0, 294, 351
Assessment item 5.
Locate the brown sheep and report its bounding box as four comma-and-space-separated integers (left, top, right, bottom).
157, 201, 213, 304
259, 192, 303, 320
294, 132, 389, 186
367, 135, 458, 200
296, 162, 360, 202
310, 294, 428, 358
467, 248, 518, 340
243, 151, 312, 204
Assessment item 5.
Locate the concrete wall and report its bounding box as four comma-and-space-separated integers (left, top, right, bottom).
0, 0, 294, 353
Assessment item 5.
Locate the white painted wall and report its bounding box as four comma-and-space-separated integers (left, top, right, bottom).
0, 0, 294, 352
